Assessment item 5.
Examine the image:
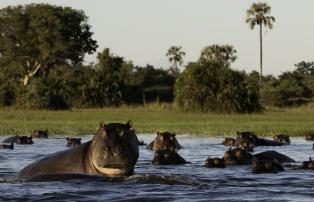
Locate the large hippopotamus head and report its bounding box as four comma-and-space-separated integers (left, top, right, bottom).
252, 158, 284, 173
147, 131, 182, 151
88, 121, 139, 176
152, 149, 187, 165
273, 134, 290, 145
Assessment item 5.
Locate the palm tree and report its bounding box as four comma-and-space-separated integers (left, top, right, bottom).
246, 2, 275, 88
166, 46, 186, 75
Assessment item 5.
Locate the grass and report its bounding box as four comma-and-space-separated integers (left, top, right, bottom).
1, 105, 314, 136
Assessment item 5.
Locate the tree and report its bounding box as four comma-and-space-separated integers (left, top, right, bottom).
0, 4, 98, 86
166, 46, 185, 76
294, 61, 314, 75
199, 44, 237, 67
175, 47, 261, 113
246, 2, 275, 88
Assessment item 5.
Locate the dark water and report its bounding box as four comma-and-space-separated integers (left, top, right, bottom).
1, 134, 314, 202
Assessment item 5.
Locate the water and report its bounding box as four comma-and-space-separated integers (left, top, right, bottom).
1, 134, 314, 201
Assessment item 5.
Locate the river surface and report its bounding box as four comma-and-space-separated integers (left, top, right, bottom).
0, 134, 314, 202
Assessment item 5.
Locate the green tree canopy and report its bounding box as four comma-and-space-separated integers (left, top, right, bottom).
199, 44, 237, 67
246, 2, 275, 88
166, 46, 185, 76
0, 3, 98, 86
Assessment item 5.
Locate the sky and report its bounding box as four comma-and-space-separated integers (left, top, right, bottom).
1, 0, 314, 75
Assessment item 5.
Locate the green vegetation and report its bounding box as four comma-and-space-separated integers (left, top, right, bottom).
1, 106, 314, 136
175, 44, 261, 113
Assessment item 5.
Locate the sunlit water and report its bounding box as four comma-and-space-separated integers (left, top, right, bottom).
0, 135, 314, 202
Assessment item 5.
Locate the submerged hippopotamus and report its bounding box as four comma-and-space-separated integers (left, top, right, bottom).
273, 134, 290, 145
31, 130, 48, 138
0, 142, 14, 149
152, 149, 188, 165
222, 137, 235, 146
302, 157, 314, 170
18, 121, 139, 181
223, 147, 295, 165
252, 158, 284, 173
147, 131, 182, 151
204, 156, 225, 168
235, 132, 284, 147
305, 134, 314, 141
138, 139, 146, 146
66, 137, 82, 147
2, 135, 33, 144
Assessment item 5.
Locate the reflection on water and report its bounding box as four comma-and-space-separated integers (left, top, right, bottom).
0, 135, 314, 201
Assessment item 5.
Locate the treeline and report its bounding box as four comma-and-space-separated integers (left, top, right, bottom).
0, 4, 313, 113
0, 48, 176, 109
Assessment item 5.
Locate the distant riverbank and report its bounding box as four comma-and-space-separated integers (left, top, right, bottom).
1, 105, 314, 136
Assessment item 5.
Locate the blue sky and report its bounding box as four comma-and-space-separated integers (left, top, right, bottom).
1, 0, 314, 75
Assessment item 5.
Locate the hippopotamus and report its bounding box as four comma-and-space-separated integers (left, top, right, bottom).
18, 121, 139, 181
252, 158, 284, 173
305, 134, 314, 141
0, 142, 14, 149
223, 147, 295, 165
31, 130, 48, 138
235, 132, 258, 146
302, 157, 314, 170
66, 137, 82, 147
204, 156, 225, 168
273, 134, 290, 145
238, 141, 255, 152
235, 132, 283, 147
2, 135, 33, 144
138, 139, 146, 146
152, 150, 188, 165
147, 131, 182, 151
152, 149, 188, 165
222, 137, 235, 146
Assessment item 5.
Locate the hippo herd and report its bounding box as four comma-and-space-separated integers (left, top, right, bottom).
0, 121, 314, 181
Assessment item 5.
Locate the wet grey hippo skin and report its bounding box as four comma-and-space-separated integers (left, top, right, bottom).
18, 121, 139, 180
147, 131, 182, 151
2, 135, 33, 144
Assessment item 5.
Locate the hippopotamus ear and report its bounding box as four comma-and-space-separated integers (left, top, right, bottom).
66, 137, 69, 140
172, 133, 176, 136
157, 131, 161, 136
126, 120, 132, 128
99, 121, 106, 129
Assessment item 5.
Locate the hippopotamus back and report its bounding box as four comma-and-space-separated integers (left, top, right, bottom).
19, 142, 91, 178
